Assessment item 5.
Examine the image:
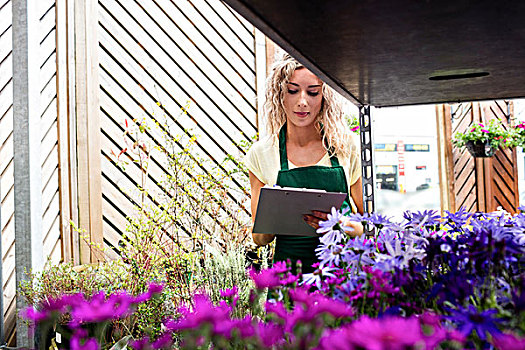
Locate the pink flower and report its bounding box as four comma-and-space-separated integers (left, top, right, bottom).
255, 321, 285, 348
491, 332, 525, 350
130, 337, 151, 350
248, 263, 288, 289
323, 316, 425, 350
151, 333, 173, 349
133, 283, 163, 303
70, 329, 99, 350
481, 128, 489, 133
69, 291, 133, 325
20, 307, 48, 323
219, 286, 238, 299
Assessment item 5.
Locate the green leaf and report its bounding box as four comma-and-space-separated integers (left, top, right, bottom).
109, 335, 132, 350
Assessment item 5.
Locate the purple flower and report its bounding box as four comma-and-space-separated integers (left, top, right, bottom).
447, 305, 501, 340
265, 300, 288, 319
219, 286, 239, 307
301, 265, 336, 289
443, 207, 472, 230
403, 209, 441, 229
317, 207, 351, 242
368, 212, 394, 229
316, 243, 349, 267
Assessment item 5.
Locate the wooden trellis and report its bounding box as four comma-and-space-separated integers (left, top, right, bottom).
437, 100, 520, 214
97, 0, 259, 257
0, 0, 263, 344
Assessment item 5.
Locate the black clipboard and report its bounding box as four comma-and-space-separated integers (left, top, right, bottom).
252, 186, 347, 236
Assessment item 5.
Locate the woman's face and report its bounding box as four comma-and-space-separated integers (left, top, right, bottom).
283, 68, 323, 129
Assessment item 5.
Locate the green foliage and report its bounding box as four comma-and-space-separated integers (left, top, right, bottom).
453, 119, 516, 149
345, 113, 360, 134
20, 103, 261, 345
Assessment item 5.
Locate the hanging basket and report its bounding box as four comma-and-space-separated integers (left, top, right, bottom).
464, 140, 496, 157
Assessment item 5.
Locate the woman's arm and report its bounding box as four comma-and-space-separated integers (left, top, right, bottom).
350, 177, 364, 215
249, 171, 276, 246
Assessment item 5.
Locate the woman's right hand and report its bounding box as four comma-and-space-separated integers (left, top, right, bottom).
343, 220, 364, 237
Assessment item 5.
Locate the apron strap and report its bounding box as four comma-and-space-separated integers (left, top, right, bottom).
279, 123, 341, 170
279, 125, 289, 171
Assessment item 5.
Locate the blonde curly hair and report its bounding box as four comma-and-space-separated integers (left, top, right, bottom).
263, 53, 353, 159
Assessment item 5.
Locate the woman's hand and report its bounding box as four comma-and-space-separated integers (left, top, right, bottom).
303, 210, 363, 237
303, 210, 329, 230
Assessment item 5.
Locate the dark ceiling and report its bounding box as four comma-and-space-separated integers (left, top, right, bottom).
223, 0, 525, 107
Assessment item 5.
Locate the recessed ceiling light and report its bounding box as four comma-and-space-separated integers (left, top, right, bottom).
429, 71, 489, 81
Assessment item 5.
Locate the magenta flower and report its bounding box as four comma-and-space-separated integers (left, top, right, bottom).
265, 300, 288, 319
130, 337, 151, 350
20, 307, 48, 323
323, 316, 425, 350
132, 282, 164, 303
248, 262, 288, 290
70, 291, 133, 325
151, 333, 173, 349
70, 329, 99, 350
255, 321, 285, 348
166, 293, 236, 339
491, 332, 525, 350
219, 286, 238, 299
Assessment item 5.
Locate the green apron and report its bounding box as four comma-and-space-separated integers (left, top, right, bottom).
274, 124, 351, 274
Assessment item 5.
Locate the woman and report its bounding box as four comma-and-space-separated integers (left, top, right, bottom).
244, 54, 364, 273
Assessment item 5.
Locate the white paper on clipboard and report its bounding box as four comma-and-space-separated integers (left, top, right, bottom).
252, 186, 347, 236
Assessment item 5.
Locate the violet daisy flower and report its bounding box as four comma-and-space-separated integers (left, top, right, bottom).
317, 207, 351, 240
316, 243, 350, 267
368, 212, 394, 229
447, 305, 501, 341
404, 209, 441, 229
301, 265, 337, 290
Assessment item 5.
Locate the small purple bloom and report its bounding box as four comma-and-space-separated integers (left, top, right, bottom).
447, 305, 501, 340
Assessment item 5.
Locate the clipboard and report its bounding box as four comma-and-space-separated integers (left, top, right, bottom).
252, 186, 347, 236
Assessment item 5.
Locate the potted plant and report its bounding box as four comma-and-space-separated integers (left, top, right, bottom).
513, 122, 525, 148
453, 119, 515, 157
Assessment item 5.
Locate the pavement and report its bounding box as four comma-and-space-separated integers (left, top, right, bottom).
375, 186, 441, 219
